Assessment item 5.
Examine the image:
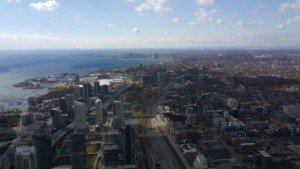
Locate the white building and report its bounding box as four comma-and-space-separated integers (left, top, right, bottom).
14, 146, 38, 169
95, 99, 103, 126
227, 98, 239, 109
74, 101, 86, 132
283, 105, 300, 118
193, 153, 208, 169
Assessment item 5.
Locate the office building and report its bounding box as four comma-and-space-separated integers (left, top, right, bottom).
103, 144, 120, 167
27, 97, 39, 112
101, 85, 109, 95
123, 102, 133, 111
51, 108, 63, 130
74, 101, 86, 132
70, 133, 87, 169
59, 97, 68, 114
124, 111, 133, 121
112, 116, 123, 131
83, 83, 92, 99
73, 85, 82, 101
22, 113, 34, 126
74, 74, 80, 84
124, 120, 135, 165
32, 134, 52, 169
65, 94, 74, 109
105, 131, 123, 148
14, 146, 38, 169
113, 101, 124, 118
94, 81, 101, 95
95, 99, 103, 126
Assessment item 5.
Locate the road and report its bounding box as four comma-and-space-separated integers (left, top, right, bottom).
138, 117, 186, 169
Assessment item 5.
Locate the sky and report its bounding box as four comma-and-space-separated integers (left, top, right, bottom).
0, 0, 299, 49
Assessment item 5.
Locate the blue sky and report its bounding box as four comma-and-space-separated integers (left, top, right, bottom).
0, 0, 299, 49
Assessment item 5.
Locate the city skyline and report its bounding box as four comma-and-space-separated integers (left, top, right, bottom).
0, 0, 300, 49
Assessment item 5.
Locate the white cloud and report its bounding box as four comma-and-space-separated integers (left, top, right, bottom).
277, 24, 286, 30
6, 0, 21, 2
125, 0, 137, 2
74, 15, 80, 19
216, 18, 224, 25
172, 17, 181, 23
135, 0, 172, 14
132, 27, 139, 33
236, 21, 251, 28
189, 21, 198, 26
286, 16, 300, 24
209, 8, 218, 14
253, 3, 265, 13
219, 28, 230, 32
195, 0, 215, 5
100, 22, 114, 27
278, 0, 300, 12
258, 20, 267, 26
29, 0, 60, 11
194, 8, 212, 23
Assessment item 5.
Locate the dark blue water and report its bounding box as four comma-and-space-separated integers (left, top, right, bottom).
0, 50, 164, 110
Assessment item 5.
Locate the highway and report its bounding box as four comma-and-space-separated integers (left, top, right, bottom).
138, 116, 186, 169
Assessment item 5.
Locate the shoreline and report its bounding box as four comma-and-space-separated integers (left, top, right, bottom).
1, 57, 171, 111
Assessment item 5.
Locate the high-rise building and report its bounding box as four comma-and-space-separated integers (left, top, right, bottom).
83, 83, 92, 99
124, 110, 133, 121
32, 134, 52, 169
124, 120, 135, 165
123, 102, 133, 112
101, 85, 108, 95
113, 101, 124, 130
27, 97, 37, 107
103, 144, 119, 167
113, 101, 124, 118
94, 81, 101, 95
70, 133, 87, 169
112, 116, 122, 131
27, 97, 39, 112
65, 94, 74, 109
59, 97, 68, 114
22, 113, 34, 126
73, 85, 83, 101
74, 74, 80, 85
74, 102, 86, 132
14, 146, 38, 169
95, 99, 103, 126
51, 108, 63, 130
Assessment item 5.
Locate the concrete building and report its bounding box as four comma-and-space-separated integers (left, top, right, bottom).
123, 102, 133, 111
74, 102, 86, 132
114, 101, 124, 125
51, 108, 63, 130
14, 146, 38, 169
22, 113, 34, 126
32, 133, 52, 169
103, 144, 120, 167
95, 99, 103, 126
28, 97, 39, 112
83, 83, 92, 99
59, 97, 68, 114
193, 153, 208, 169
70, 133, 87, 169
74, 74, 80, 85
101, 84, 109, 95
73, 85, 82, 101
94, 81, 101, 95
124, 120, 135, 165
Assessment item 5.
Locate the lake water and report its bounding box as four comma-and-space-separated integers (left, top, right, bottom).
0, 49, 164, 110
